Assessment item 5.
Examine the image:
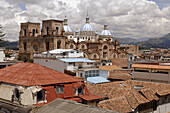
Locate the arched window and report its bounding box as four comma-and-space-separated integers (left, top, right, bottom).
56, 27, 59, 35
14, 88, 20, 101
33, 45, 38, 51
103, 45, 107, 49
70, 44, 73, 48
103, 45, 108, 58
113, 54, 117, 58
46, 27, 49, 35
57, 40, 61, 49
24, 29, 27, 36
94, 54, 97, 59
32, 29, 35, 36
46, 42, 49, 50
82, 45, 85, 49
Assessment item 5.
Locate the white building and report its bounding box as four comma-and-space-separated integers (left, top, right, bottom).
0, 49, 5, 62
34, 49, 96, 73
34, 49, 84, 58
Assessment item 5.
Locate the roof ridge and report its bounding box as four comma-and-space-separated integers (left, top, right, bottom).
28, 63, 38, 86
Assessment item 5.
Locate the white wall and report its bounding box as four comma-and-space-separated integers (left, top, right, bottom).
0, 50, 5, 62
34, 58, 66, 73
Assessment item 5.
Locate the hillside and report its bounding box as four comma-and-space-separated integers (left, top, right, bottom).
4, 41, 19, 50
137, 33, 170, 49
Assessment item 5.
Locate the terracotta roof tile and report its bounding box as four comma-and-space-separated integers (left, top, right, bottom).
86, 80, 170, 112
98, 96, 132, 113
132, 63, 170, 70
99, 65, 122, 71
108, 70, 132, 80
0, 63, 83, 86
112, 58, 128, 68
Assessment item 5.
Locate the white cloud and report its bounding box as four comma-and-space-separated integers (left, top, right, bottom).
0, 0, 170, 41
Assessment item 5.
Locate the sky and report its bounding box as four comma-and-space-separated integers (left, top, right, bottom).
0, 0, 170, 41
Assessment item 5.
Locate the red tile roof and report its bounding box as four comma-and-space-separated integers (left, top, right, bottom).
79, 95, 105, 101
99, 65, 122, 71
98, 96, 132, 113
112, 58, 128, 68
132, 63, 170, 70
86, 80, 170, 112
0, 63, 83, 86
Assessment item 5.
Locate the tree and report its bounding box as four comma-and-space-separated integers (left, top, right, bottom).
0, 24, 6, 47
0, 25, 6, 47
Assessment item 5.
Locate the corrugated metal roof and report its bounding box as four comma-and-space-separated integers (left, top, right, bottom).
59, 58, 96, 63
0, 63, 83, 86
33, 98, 117, 113
87, 77, 110, 84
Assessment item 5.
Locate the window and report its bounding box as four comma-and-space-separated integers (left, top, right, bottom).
14, 88, 20, 101
56, 27, 59, 35
32, 29, 35, 36
24, 29, 27, 36
69, 62, 73, 65
36, 29, 38, 33
57, 40, 61, 49
24, 42, 27, 51
94, 54, 97, 59
70, 36, 72, 38
37, 90, 45, 103
46, 42, 49, 51
70, 44, 73, 49
82, 45, 85, 49
46, 27, 49, 35
78, 87, 84, 95
33, 45, 38, 51
56, 85, 64, 94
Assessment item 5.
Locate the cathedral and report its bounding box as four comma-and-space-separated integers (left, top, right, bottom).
19, 13, 127, 63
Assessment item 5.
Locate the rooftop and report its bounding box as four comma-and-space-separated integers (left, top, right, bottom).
87, 77, 110, 84
112, 58, 128, 68
42, 49, 78, 54
33, 98, 117, 113
0, 63, 83, 86
86, 80, 170, 112
133, 63, 170, 70
99, 65, 122, 71
108, 70, 132, 80
59, 58, 96, 63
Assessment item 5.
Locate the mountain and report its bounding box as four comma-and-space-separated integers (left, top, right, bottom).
3, 33, 170, 50
4, 41, 19, 50
113, 37, 139, 44
137, 33, 170, 49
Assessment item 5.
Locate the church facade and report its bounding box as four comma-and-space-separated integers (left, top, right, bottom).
19, 13, 127, 63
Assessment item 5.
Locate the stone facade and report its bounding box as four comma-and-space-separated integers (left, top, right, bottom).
19, 15, 127, 61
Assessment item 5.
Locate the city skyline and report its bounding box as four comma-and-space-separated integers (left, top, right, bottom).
0, 0, 170, 41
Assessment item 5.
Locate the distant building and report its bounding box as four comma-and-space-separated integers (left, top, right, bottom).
132, 62, 170, 83
19, 13, 127, 63
0, 63, 105, 113
120, 44, 139, 55
34, 56, 96, 73
0, 49, 5, 62
0, 48, 19, 69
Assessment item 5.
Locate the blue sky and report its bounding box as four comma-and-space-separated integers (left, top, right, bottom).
150, 0, 170, 9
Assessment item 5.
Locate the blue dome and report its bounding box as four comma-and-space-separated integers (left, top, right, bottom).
100, 30, 112, 36
80, 24, 95, 31
63, 25, 73, 32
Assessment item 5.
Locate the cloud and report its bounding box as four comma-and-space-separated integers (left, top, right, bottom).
0, 0, 170, 41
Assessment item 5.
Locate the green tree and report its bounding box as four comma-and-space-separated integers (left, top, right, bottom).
0, 25, 6, 47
